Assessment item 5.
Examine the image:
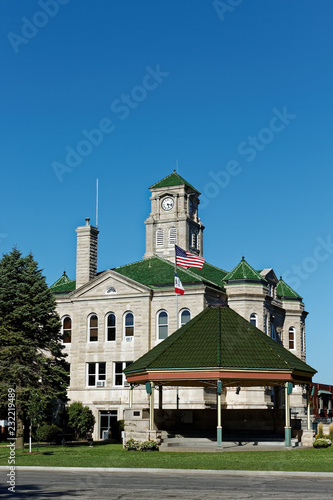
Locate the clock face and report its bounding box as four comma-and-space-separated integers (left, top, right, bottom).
161, 197, 174, 211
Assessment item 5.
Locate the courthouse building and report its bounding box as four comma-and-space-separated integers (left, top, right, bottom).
51, 172, 310, 441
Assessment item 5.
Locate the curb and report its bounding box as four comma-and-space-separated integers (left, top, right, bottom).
1, 466, 333, 478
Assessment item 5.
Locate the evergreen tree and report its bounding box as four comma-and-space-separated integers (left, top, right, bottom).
0, 248, 69, 449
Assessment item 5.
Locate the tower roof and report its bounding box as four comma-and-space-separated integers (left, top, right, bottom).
276, 277, 302, 301
149, 170, 199, 193
223, 257, 267, 283
49, 271, 76, 294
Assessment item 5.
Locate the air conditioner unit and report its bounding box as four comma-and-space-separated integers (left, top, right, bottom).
96, 381, 105, 387
125, 337, 133, 342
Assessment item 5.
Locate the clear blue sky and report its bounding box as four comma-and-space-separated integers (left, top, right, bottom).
1, 1, 332, 383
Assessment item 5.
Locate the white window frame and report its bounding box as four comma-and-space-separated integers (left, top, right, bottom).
105, 312, 116, 342
180, 308, 191, 327
250, 313, 257, 327
123, 311, 134, 341
87, 362, 106, 387
169, 227, 177, 246
289, 327, 296, 350
113, 361, 132, 387
61, 315, 72, 344
156, 228, 164, 247
157, 310, 168, 340
88, 313, 98, 342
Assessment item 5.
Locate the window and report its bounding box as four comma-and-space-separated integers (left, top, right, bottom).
87, 362, 106, 387
114, 361, 132, 386
156, 228, 164, 247
106, 313, 116, 342
157, 310, 168, 340
190, 229, 198, 250
289, 327, 295, 350
124, 312, 134, 340
62, 316, 72, 343
250, 313, 257, 327
88, 314, 98, 342
180, 309, 191, 326
264, 315, 267, 335
169, 227, 177, 245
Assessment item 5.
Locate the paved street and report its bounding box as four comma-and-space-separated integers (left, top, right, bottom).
1, 468, 332, 499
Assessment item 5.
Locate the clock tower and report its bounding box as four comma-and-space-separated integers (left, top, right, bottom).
144, 171, 204, 261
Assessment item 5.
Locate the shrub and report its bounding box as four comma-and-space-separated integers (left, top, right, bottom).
124, 438, 140, 451
34, 423, 62, 443
67, 402, 95, 440
329, 423, 333, 442
313, 438, 332, 448
139, 440, 159, 451
317, 422, 324, 438
124, 438, 159, 451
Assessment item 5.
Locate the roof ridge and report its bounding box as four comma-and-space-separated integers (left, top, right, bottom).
224, 257, 267, 282
149, 171, 199, 192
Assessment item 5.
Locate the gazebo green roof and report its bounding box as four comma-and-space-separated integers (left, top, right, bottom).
223, 257, 267, 283
124, 305, 316, 386
149, 171, 199, 193
276, 277, 302, 301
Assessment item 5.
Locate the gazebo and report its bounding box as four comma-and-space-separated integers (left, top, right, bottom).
124, 304, 316, 447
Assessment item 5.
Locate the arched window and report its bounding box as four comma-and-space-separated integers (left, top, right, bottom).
250, 313, 257, 327
62, 316, 72, 344
124, 312, 134, 340
156, 228, 164, 247
180, 309, 191, 326
169, 227, 177, 246
157, 310, 168, 340
89, 314, 98, 342
289, 327, 295, 350
106, 313, 116, 342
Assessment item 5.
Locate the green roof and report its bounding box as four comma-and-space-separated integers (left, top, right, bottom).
124, 306, 316, 375
50, 272, 76, 294
149, 171, 199, 193
223, 257, 267, 283
114, 256, 225, 290
276, 277, 302, 301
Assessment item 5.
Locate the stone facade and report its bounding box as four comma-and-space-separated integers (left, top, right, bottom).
53, 172, 311, 441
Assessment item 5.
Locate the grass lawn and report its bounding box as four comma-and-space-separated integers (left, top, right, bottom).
0, 443, 333, 472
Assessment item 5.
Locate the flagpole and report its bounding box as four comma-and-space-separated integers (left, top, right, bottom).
175, 245, 179, 329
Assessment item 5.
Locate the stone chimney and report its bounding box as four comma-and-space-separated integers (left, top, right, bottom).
75, 218, 99, 289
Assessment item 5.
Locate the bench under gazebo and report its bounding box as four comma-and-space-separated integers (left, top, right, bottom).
124, 304, 316, 447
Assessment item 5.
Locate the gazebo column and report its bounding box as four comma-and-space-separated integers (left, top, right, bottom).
307, 386, 311, 431
217, 380, 222, 448
284, 382, 292, 447
158, 386, 163, 409
129, 385, 133, 409
146, 382, 155, 431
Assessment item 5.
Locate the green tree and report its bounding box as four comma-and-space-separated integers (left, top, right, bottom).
0, 248, 69, 449
67, 402, 95, 440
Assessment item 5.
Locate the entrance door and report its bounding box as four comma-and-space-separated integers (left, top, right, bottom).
99, 410, 118, 440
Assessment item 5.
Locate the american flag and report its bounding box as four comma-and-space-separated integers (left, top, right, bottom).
175, 245, 205, 269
